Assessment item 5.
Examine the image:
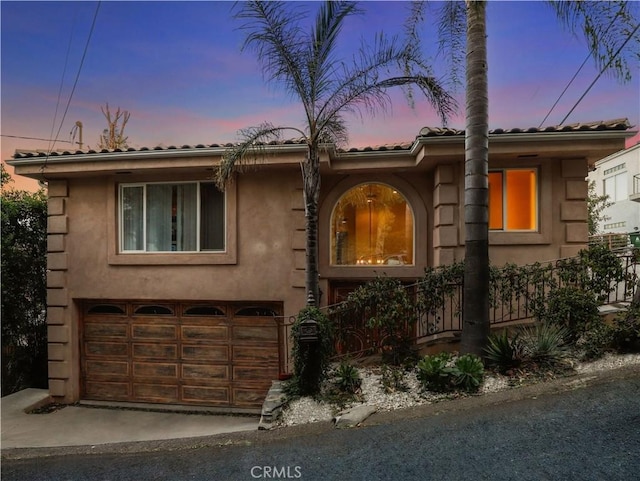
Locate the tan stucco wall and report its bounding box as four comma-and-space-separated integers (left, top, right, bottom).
50, 170, 311, 401
44, 153, 592, 402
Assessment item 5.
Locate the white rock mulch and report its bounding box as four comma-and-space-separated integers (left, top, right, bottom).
278, 353, 640, 428
575, 352, 640, 374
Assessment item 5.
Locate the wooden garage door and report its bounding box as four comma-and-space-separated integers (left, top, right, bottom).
80, 301, 280, 410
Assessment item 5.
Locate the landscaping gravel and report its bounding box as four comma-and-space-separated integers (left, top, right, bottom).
278, 353, 640, 428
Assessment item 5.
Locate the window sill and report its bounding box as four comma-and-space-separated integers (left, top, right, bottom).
108, 251, 236, 265
489, 230, 550, 245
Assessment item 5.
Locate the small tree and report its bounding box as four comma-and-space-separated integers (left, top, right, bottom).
587, 180, 612, 236
1, 170, 48, 395
97, 103, 130, 150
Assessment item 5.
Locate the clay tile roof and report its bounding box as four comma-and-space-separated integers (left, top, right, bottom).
10, 119, 632, 160
416, 118, 631, 138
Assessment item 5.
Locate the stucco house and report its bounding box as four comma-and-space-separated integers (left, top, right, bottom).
7, 118, 635, 412
587, 142, 640, 237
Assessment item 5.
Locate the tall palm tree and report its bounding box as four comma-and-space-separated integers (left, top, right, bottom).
407, 0, 640, 356
216, 1, 456, 307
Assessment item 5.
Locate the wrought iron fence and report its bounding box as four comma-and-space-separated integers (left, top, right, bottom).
277, 252, 638, 375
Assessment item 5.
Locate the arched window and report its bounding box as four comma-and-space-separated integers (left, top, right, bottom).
330, 183, 414, 266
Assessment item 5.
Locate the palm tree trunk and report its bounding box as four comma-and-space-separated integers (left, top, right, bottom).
460, 0, 490, 356
303, 146, 321, 307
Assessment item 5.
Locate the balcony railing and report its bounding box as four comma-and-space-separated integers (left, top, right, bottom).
277, 251, 639, 374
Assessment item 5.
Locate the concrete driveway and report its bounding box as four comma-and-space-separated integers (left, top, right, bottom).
1, 389, 258, 449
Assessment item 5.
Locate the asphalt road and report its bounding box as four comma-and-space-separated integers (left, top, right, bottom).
3, 373, 639, 481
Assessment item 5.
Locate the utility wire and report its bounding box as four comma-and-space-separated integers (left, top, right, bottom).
1, 134, 72, 143
539, 5, 624, 128
47, 7, 78, 156
559, 21, 640, 126
43, 1, 101, 171
538, 53, 591, 128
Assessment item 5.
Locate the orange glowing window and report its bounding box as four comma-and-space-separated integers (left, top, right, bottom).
488, 169, 537, 231
330, 183, 414, 266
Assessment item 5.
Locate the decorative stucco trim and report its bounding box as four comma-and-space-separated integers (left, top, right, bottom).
318, 173, 428, 279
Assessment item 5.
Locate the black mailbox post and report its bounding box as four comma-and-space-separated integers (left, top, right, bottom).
298, 316, 319, 343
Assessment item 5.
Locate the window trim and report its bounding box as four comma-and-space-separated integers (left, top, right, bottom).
603, 170, 627, 202
328, 182, 416, 267
489, 168, 539, 232
487, 161, 551, 246
107, 177, 237, 265
319, 174, 427, 279
118, 181, 225, 254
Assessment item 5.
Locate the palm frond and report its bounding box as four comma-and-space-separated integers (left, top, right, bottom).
435, 1, 466, 91
215, 123, 307, 190
317, 32, 457, 128
234, 2, 311, 103
547, 0, 640, 83
309, 1, 362, 102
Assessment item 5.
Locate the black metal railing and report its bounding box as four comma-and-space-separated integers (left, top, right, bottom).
277, 252, 638, 374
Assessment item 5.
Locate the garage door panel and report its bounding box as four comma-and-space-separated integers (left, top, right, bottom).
182, 364, 229, 381
84, 341, 129, 357
84, 322, 128, 339
232, 325, 278, 342
182, 325, 229, 342
131, 324, 178, 340
85, 360, 130, 377
182, 344, 229, 362
85, 381, 130, 400
133, 362, 178, 380
133, 383, 179, 403
233, 346, 279, 364
182, 386, 230, 405
233, 365, 279, 381
132, 343, 178, 359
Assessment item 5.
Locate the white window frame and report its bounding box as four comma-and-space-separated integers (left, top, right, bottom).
118, 181, 226, 254
603, 171, 628, 202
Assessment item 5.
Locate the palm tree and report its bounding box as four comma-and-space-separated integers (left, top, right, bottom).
407, 0, 640, 356
216, 1, 456, 307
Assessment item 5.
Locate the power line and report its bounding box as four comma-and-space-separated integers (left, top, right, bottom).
47, 6, 78, 155
559, 21, 640, 126
538, 52, 591, 128
539, 5, 624, 128
1, 134, 72, 143
43, 1, 101, 171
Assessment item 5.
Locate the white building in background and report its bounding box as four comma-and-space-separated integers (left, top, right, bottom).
588, 142, 640, 235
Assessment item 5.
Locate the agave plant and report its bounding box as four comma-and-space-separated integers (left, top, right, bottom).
484, 330, 523, 373
519, 323, 570, 368
453, 354, 484, 392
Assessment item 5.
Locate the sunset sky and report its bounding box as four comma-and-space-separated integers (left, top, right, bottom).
2, 1, 639, 191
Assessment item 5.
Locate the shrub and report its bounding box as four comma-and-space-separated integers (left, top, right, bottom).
334, 361, 362, 394
287, 307, 334, 396
380, 364, 408, 393
453, 354, 484, 392
416, 352, 455, 392
576, 322, 615, 361
416, 352, 484, 393
484, 330, 524, 373
380, 333, 420, 368
611, 302, 640, 353
334, 275, 416, 365
519, 323, 570, 367
536, 286, 599, 340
